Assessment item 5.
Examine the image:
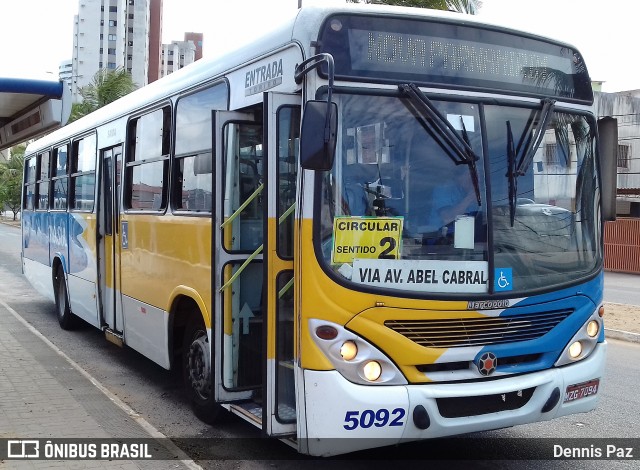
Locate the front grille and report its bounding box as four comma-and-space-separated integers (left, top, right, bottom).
415, 353, 542, 374
436, 387, 535, 418
385, 310, 572, 348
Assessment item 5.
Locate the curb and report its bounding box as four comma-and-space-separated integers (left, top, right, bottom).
605, 328, 640, 344
0, 298, 203, 470
0, 220, 20, 227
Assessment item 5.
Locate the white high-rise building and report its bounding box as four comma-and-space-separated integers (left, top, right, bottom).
160, 40, 196, 78
71, 0, 152, 102
59, 60, 73, 92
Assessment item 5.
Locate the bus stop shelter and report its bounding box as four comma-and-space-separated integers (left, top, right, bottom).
0, 77, 71, 151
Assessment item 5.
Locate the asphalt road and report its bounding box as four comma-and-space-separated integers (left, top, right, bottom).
1, 222, 639, 468
604, 271, 640, 305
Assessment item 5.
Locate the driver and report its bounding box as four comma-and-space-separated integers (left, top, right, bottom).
429, 169, 477, 231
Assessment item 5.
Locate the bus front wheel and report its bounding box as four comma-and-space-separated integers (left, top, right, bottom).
54, 266, 78, 330
183, 316, 221, 424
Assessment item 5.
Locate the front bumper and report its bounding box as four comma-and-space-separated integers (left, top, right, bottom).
301, 342, 606, 456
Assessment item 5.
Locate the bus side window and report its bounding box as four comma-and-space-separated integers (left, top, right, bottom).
125, 107, 171, 212
173, 82, 227, 213
36, 151, 50, 210
70, 134, 97, 212
52, 144, 69, 210
24, 156, 37, 211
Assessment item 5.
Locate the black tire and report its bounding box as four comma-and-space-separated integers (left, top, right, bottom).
54, 265, 78, 330
183, 316, 221, 424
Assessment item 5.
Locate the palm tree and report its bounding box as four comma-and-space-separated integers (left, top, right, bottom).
69, 67, 137, 122
346, 0, 482, 14
446, 0, 482, 14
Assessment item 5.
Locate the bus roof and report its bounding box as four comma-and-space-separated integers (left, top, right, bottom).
26, 4, 586, 154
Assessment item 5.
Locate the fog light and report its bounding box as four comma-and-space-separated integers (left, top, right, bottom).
587, 320, 599, 338
363, 361, 382, 381
340, 340, 358, 361
569, 341, 582, 359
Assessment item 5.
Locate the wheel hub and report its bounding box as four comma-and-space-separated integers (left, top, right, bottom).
187, 333, 211, 400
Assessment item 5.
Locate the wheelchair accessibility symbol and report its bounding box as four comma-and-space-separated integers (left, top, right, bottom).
495, 268, 512, 292
121, 221, 129, 249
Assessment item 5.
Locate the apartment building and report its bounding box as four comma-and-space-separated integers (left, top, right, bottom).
183, 32, 203, 61
70, 0, 157, 102
159, 38, 196, 78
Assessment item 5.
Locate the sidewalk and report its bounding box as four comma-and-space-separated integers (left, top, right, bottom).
0, 301, 199, 469
0, 216, 20, 228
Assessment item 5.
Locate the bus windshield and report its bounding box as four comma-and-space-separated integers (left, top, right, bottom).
318, 91, 600, 295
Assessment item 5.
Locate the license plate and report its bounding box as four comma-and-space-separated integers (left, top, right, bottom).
564, 378, 600, 403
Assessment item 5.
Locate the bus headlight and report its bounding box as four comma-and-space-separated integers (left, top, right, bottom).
587, 320, 599, 338
309, 319, 407, 385
568, 341, 582, 358
555, 309, 602, 367
363, 361, 382, 381
340, 341, 358, 361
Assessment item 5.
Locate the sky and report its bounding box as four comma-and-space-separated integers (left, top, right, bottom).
1, 0, 639, 92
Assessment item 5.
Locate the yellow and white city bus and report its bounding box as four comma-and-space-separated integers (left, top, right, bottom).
22, 4, 618, 456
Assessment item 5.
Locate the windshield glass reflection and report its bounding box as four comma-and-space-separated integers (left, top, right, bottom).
317, 92, 600, 295
319, 93, 488, 294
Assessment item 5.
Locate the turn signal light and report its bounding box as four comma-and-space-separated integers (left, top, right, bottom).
315, 325, 338, 340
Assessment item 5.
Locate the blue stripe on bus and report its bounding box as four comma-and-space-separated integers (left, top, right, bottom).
49, 212, 70, 272
475, 274, 604, 374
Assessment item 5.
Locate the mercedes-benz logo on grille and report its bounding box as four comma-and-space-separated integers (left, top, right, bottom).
477, 352, 497, 376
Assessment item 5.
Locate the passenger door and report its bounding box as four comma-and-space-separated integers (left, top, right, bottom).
97, 145, 123, 333
213, 111, 264, 404
263, 92, 300, 436
212, 95, 300, 434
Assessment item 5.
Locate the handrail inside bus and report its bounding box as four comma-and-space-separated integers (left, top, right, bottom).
219, 245, 263, 293
220, 183, 264, 229
279, 202, 295, 224
278, 276, 294, 299
219, 202, 296, 293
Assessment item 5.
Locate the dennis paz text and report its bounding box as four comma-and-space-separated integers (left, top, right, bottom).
554, 444, 634, 459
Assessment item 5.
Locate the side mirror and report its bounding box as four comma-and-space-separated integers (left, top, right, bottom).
300, 100, 337, 171
597, 116, 618, 221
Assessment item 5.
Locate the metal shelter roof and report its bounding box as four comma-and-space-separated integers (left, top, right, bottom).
0, 77, 70, 151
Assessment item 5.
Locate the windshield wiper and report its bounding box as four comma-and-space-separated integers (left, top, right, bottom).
505, 98, 556, 227
459, 116, 481, 207
516, 98, 556, 176
506, 121, 517, 227
399, 83, 481, 206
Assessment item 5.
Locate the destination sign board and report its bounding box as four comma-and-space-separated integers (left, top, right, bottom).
317, 14, 592, 102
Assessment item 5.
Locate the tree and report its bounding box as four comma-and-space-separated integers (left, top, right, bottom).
69, 67, 137, 122
0, 145, 25, 221
346, 0, 482, 14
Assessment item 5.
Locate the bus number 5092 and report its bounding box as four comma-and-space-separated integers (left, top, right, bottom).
343, 408, 406, 430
